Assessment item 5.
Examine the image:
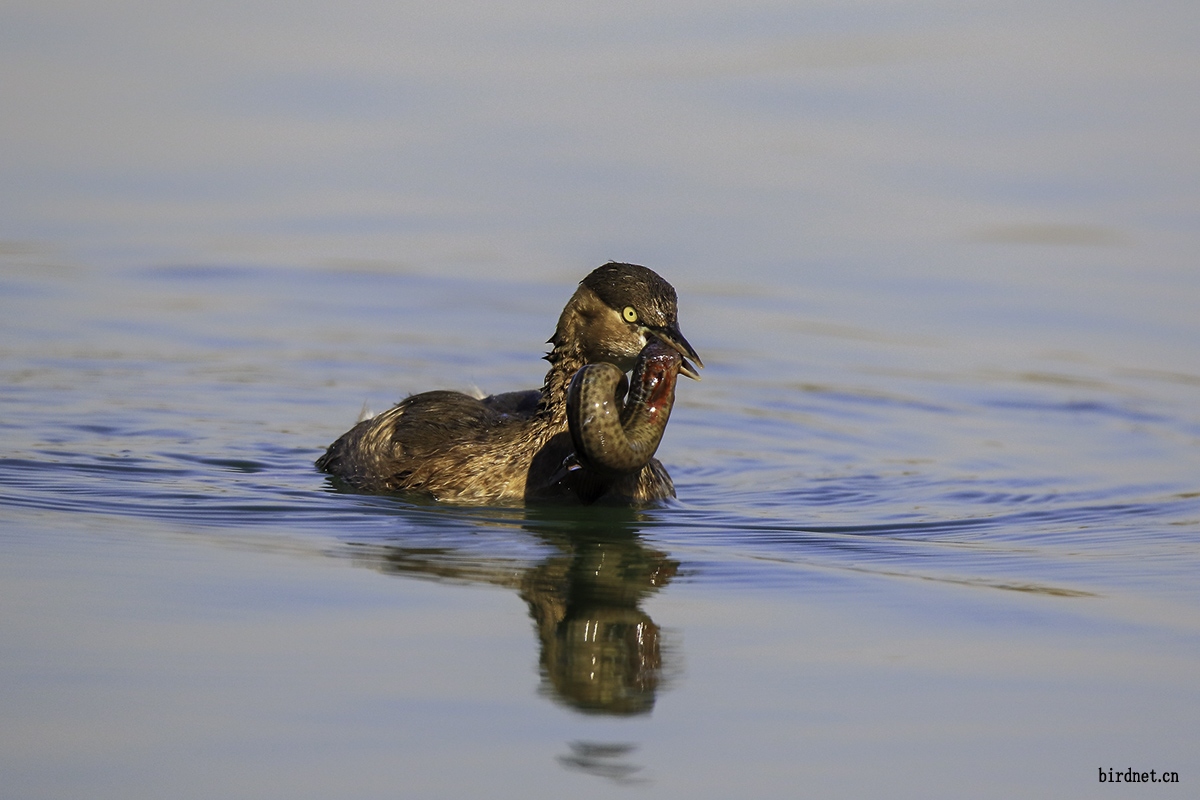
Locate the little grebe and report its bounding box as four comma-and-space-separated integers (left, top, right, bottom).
316, 262, 702, 505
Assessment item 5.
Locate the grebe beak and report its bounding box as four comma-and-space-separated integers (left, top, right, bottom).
649, 324, 703, 380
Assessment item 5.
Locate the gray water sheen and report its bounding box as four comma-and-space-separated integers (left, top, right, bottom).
2, 2, 1199, 798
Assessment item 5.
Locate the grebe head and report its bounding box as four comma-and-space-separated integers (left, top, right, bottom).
555, 262, 703, 379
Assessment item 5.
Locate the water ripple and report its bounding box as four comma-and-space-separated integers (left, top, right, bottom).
3, 437, 1197, 602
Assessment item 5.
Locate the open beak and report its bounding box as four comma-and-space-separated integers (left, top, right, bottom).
649, 325, 704, 381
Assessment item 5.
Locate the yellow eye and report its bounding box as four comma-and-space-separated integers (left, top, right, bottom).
622, 306, 638, 323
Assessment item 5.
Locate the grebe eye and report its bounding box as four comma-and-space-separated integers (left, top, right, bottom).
622, 306, 638, 323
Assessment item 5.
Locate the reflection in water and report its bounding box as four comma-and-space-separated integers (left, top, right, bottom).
522, 527, 676, 716
557, 741, 648, 785
347, 507, 678, 716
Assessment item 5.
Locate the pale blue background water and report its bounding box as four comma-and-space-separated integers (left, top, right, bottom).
2, 2, 1199, 798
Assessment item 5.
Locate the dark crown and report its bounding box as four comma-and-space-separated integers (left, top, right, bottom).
580, 262, 677, 326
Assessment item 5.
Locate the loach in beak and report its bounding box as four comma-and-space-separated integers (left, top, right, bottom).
648, 325, 703, 380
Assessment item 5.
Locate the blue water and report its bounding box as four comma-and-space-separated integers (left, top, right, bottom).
3, 1, 1200, 797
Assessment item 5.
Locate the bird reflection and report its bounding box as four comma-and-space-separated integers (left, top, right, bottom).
521, 525, 675, 715
347, 507, 678, 716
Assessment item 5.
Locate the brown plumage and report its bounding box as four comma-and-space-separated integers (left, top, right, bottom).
315, 262, 702, 505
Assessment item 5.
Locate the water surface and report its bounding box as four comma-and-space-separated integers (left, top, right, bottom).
2, 1, 1199, 798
